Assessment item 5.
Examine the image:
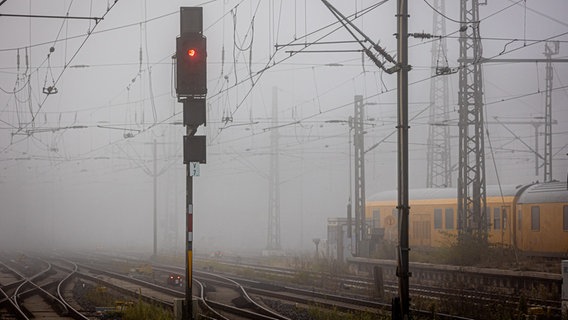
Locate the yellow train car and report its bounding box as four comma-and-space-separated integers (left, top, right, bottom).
365, 182, 568, 256
514, 181, 568, 256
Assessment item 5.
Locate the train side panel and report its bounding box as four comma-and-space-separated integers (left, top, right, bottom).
515, 181, 568, 257
517, 201, 568, 256
367, 198, 460, 249
365, 183, 567, 257
486, 196, 516, 248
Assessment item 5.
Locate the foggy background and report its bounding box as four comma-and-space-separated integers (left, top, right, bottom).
1, 0, 567, 255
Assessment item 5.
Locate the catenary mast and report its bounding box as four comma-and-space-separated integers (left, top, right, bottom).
457, 0, 487, 243
266, 87, 282, 253
426, 0, 452, 188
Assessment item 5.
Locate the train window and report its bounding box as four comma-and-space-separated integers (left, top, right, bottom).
434, 209, 442, 229
373, 209, 381, 228
445, 208, 454, 230
531, 206, 540, 231
563, 206, 568, 231
493, 208, 501, 230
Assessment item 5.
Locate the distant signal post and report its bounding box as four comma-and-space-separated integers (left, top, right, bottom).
176, 7, 207, 320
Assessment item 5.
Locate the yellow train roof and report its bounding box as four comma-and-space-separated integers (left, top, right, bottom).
367, 184, 523, 202
516, 181, 568, 204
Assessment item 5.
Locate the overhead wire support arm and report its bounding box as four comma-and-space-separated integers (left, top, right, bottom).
0, 13, 103, 22
275, 40, 367, 48
409, 32, 441, 39
284, 49, 363, 55
320, 0, 398, 74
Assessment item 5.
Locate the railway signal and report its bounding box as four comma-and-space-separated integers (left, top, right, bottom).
176, 32, 207, 96
176, 7, 206, 320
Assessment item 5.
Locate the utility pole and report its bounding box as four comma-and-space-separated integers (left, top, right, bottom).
266, 86, 282, 254
426, 0, 452, 188
348, 116, 353, 240
395, 0, 411, 319
140, 139, 169, 259
544, 41, 559, 182
353, 95, 366, 256
457, 0, 487, 244
153, 139, 158, 257
319, 0, 409, 317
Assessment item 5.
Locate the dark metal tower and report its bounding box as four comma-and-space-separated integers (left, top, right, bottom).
457, 0, 487, 242
353, 95, 366, 255
543, 41, 559, 182
267, 87, 281, 251
426, 0, 452, 188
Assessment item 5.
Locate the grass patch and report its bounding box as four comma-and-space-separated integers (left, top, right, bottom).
307, 304, 388, 320
121, 302, 173, 320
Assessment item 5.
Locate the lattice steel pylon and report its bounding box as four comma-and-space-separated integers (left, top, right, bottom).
267, 86, 281, 251
457, 0, 487, 243
426, 0, 452, 188
353, 95, 366, 255
543, 41, 559, 183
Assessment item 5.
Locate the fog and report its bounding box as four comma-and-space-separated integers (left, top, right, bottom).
1, 1, 567, 255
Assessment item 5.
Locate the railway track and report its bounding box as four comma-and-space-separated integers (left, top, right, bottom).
52, 258, 183, 314
0, 253, 89, 319
61, 253, 297, 319
153, 261, 473, 319
4, 251, 558, 319
197, 268, 481, 320
195, 271, 292, 320
194, 257, 563, 319
1, 252, 182, 319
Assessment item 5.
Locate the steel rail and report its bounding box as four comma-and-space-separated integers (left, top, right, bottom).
194, 278, 231, 320
196, 271, 292, 320
54, 259, 91, 320
2, 259, 71, 318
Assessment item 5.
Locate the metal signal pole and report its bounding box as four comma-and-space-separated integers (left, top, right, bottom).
185, 144, 194, 319
176, 7, 207, 319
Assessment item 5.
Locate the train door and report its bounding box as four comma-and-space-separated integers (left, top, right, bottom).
500, 206, 512, 247
411, 214, 431, 247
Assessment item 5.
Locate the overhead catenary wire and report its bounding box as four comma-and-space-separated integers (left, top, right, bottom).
0, 4, 123, 157
2, 0, 564, 179
208, 0, 390, 140
0, 0, 223, 54
143, 0, 158, 124
8, 0, 120, 138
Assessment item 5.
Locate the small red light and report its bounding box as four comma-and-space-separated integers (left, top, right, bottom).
187, 49, 196, 57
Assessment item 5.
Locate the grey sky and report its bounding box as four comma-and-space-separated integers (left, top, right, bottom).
1, 0, 567, 254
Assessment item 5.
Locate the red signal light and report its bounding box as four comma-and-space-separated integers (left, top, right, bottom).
176, 32, 207, 95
